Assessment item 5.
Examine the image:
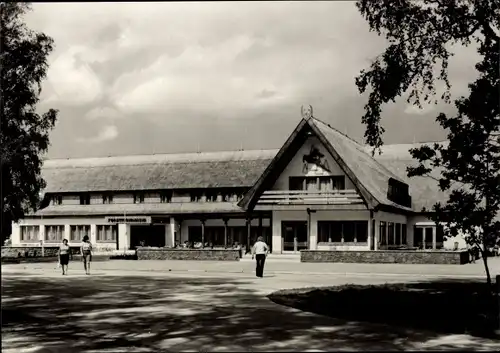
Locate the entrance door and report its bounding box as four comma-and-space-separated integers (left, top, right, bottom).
281, 221, 308, 252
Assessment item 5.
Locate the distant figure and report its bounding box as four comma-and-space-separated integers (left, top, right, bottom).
58, 239, 70, 275
234, 242, 242, 258
252, 236, 269, 278
81, 235, 93, 275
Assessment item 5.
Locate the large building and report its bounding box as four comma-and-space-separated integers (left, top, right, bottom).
11, 115, 462, 254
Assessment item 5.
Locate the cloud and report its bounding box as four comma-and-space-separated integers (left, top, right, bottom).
404, 104, 436, 116
77, 125, 119, 143
85, 107, 122, 121
23, 2, 480, 158
42, 46, 103, 106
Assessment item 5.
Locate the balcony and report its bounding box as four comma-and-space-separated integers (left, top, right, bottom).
255, 190, 366, 210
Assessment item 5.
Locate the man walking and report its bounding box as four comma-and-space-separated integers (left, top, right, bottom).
252, 236, 269, 278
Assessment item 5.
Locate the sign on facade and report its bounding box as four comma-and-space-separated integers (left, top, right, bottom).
105, 216, 152, 224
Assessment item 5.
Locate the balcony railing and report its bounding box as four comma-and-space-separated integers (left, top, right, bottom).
257, 190, 364, 205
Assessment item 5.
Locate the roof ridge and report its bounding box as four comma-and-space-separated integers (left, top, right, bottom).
42, 148, 280, 162
310, 117, 364, 146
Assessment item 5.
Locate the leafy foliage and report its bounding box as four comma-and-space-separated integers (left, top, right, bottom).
355, 0, 499, 287
1, 3, 58, 243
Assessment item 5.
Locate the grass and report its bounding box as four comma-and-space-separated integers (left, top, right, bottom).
268, 280, 499, 338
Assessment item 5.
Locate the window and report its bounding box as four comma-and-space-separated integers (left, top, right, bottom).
160, 190, 172, 203
305, 177, 317, 191
401, 224, 407, 245
52, 195, 62, 205
379, 221, 387, 245
387, 222, 395, 245
80, 194, 90, 205
70, 225, 90, 241
425, 227, 433, 249
414, 226, 423, 248
134, 193, 145, 204
319, 177, 331, 191
205, 191, 218, 202
356, 221, 368, 242
343, 222, 355, 242
289, 177, 304, 190
221, 192, 232, 202
332, 176, 345, 190
317, 221, 368, 243
45, 225, 64, 242
395, 223, 402, 245
190, 191, 202, 202
436, 225, 445, 248
20, 226, 40, 242
97, 225, 118, 242
103, 193, 114, 204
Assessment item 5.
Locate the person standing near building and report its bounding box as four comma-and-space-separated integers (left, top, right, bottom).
58, 239, 70, 275
252, 236, 269, 278
81, 235, 93, 275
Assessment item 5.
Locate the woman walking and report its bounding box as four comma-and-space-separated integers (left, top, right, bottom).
81, 235, 93, 275
58, 239, 70, 275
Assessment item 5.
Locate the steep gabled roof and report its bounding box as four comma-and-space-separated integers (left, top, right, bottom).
238, 117, 413, 212
41, 150, 277, 193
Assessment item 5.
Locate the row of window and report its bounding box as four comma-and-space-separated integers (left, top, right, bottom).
289, 176, 346, 191
20, 225, 117, 242
317, 221, 369, 243
51, 191, 245, 205
379, 221, 408, 246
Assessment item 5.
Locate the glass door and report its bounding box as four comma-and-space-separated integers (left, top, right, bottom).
281, 221, 308, 252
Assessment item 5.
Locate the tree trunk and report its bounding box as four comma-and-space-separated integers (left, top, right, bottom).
481, 248, 492, 290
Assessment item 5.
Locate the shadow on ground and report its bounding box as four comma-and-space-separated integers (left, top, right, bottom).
2, 274, 499, 352
269, 279, 499, 339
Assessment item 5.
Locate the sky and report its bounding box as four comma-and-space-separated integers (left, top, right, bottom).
24, 1, 480, 159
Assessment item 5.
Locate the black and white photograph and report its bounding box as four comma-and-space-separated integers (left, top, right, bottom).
1, 1, 499, 351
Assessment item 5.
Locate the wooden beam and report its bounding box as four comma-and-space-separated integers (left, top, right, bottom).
246, 217, 252, 254
223, 218, 229, 249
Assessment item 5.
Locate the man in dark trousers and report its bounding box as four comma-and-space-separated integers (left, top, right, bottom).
252, 236, 269, 278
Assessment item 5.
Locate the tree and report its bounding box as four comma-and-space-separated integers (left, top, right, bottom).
1, 3, 58, 244
355, 0, 499, 289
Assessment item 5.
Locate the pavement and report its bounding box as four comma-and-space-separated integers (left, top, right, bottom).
2, 258, 500, 352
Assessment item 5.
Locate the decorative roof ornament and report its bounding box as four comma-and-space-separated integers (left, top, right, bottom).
301, 105, 313, 120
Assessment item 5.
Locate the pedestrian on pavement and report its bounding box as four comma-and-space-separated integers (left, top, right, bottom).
58, 239, 70, 275
252, 236, 269, 278
81, 235, 93, 275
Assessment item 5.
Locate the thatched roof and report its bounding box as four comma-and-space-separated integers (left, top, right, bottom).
41, 150, 277, 193
35, 202, 243, 217
312, 118, 412, 211
38, 121, 453, 215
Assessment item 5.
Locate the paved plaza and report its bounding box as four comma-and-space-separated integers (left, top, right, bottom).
2, 258, 500, 352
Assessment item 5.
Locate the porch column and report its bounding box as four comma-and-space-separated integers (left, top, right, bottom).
118, 224, 130, 251
432, 226, 437, 250
64, 224, 71, 242
223, 218, 229, 248
374, 219, 379, 251
422, 228, 426, 249
178, 219, 183, 243
246, 217, 252, 254
90, 224, 97, 245
169, 218, 176, 247
367, 218, 372, 250
201, 219, 205, 248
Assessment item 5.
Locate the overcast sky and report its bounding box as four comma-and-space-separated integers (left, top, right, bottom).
25, 2, 479, 159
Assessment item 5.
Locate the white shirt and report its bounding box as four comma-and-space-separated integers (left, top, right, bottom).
252, 241, 269, 255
